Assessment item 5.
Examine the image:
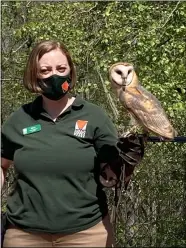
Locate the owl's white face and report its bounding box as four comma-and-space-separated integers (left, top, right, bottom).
110, 64, 134, 87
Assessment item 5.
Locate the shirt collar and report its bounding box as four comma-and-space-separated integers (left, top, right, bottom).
29, 94, 85, 117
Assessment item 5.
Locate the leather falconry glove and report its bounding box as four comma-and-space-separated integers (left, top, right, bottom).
99, 133, 144, 188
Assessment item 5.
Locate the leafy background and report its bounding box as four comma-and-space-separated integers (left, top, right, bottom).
1, 1, 186, 246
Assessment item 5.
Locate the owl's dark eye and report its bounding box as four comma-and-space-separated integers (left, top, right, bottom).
128, 69, 132, 74
116, 70, 122, 75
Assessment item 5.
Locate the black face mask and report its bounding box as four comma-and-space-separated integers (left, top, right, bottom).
38, 74, 72, 101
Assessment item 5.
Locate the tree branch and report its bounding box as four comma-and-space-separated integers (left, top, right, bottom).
95, 64, 119, 120
12, 39, 28, 53
160, 1, 181, 29
26, 1, 31, 7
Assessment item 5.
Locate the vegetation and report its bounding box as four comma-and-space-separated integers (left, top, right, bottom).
2, 1, 186, 246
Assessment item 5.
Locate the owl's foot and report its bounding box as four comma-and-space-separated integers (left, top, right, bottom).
121, 131, 135, 138
121, 126, 138, 138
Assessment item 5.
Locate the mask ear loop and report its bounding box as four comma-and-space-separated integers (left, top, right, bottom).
68, 73, 73, 91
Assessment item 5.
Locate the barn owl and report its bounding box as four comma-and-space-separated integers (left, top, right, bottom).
109, 62, 177, 140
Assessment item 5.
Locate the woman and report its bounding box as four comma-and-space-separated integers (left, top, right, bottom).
1, 40, 144, 247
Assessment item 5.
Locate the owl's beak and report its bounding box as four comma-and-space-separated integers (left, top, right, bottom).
122, 85, 126, 91
121, 77, 127, 86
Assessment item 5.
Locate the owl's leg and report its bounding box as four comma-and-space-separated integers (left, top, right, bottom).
142, 129, 149, 146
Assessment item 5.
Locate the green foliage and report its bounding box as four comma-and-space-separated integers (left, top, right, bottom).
2, 1, 186, 246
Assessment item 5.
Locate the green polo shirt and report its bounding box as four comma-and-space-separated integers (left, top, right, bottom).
1, 95, 119, 234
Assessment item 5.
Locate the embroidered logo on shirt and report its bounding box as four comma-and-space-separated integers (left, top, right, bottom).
74, 120, 88, 138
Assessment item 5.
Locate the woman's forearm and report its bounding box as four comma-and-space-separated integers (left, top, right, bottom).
1, 167, 8, 191
1, 158, 12, 191
1, 167, 5, 188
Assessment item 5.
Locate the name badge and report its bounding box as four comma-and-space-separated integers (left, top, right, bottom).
22, 124, 41, 135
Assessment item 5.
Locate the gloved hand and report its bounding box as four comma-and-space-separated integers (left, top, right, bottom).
117, 133, 145, 188
118, 133, 144, 166
99, 133, 145, 188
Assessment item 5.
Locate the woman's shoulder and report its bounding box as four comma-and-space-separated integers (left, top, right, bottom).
78, 96, 110, 119
2, 100, 34, 129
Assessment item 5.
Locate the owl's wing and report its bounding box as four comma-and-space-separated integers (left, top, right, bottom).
121, 84, 176, 139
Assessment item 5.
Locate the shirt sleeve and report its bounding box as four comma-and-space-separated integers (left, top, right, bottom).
93, 112, 119, 164
1, 132, 16, 161
1, 114, 18, 161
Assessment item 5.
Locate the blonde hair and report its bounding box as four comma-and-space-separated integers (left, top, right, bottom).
23, 40, 76, 93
